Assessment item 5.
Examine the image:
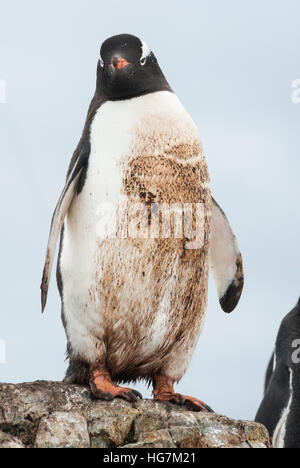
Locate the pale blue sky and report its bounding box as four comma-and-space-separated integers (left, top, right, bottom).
0, 0, 300, 420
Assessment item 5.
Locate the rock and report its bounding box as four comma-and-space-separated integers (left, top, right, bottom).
193, 413, 248, 448
0, 380, 90, 446
34, 411, 90, 448
169, 426, 205, 448
123, 429, 176, 448
134, 399, 169, 439
241, 419, 270, 448
0, 430, 24, 448
0, 381, 271, 448
86, 399, 141, 447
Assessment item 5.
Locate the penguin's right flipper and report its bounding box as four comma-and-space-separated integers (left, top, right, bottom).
209, 197, 244, 313
40, 141, 89, 312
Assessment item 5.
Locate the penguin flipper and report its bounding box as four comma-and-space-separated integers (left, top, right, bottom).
209, 197, 244, 313
264, 352, 275, 393
40, 141, 89, 312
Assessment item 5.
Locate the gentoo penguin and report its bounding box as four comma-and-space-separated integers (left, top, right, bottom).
41, 34, 244, 411
256, 299, 300, 447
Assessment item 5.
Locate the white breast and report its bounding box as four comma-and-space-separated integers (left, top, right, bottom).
65, 90, 200, 248
60, 90, 205, 369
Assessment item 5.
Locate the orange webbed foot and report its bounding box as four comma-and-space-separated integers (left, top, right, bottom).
153, 375, 213, 413
89, 365, 142, 402
154, 391, 213, 412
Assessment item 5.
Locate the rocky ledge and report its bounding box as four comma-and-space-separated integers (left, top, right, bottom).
0, 381, 270, 448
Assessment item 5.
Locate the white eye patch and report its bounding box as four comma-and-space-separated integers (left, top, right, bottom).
140, 40, 151, 65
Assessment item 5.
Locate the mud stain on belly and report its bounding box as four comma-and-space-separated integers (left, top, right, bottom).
92, 140, 211, 381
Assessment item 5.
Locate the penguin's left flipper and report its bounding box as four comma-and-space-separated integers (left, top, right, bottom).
209, 197, 244, 313
40, 141, 89, 312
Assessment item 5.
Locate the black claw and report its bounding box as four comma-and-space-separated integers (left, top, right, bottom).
175, 392, 214, 413
131, 389, 143, 399
127, 391, 138, 402
204, 404, 214, 413
188, 405, 201, 412
178, 394, 185, 405
117, 389, 142, 402
100, 392, 113, 401
184, 400, 201, 412
89, 381, 143, 404
104, 392, 114, 401
89, 382, 114, 401
115, 390, 137, 403
93, 390, 114, 401
184, 399, 214, 413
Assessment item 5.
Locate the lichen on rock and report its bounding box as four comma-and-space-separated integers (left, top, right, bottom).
0, 381, 270, 448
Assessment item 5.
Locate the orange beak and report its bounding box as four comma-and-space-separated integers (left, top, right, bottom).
110, 56, 130, 70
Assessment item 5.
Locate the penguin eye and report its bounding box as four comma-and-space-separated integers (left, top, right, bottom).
140, 57, 146, 66
99, 56, 104, 68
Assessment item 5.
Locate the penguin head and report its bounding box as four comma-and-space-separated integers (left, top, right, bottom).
97, 34, 171, 100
